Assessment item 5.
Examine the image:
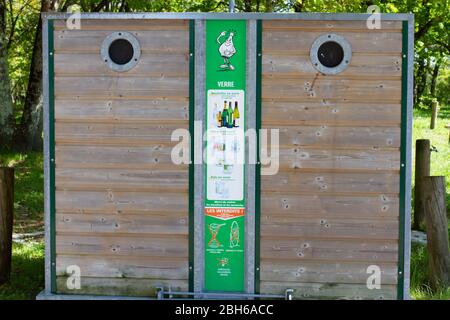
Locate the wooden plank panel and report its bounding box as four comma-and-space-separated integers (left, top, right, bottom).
55, 145, 175, 166
54, 19, 189, 31
55, 122, 188, 145
262, 78, 401, 102
55, 99, 188, 121
260, 281, 396, 299
262, 171, 399, 194
56, 168, 187, 190
56, 277, 188, 296
56, 234, 188, 257
54, 30, 189, 53
56, 213, 188, 235
55, 190, 187, 213
260, 260, 397, 284
276, 147, 400, 171
56, 255, 188, 279
263, 53, 401, 78
266, 125, 400, 148
55, 52, 189, 76
260, 193, 398, 217
261, 237, 397, 262
261, 216, 398, 240
263, 31, 402, 54
262, 101, 400, 125
55, 76, 188, 99
263, 20, 402, 32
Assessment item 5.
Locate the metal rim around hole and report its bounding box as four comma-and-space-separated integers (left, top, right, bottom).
101, 31, 141, 72
310, 33, 352, 75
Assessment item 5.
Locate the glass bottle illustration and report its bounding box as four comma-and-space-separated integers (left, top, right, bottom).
217, 111, 222, 127
212, 103, 220, 124
233, 101, 240, 127
227, 101, 233, 128
222, 100, 228, 127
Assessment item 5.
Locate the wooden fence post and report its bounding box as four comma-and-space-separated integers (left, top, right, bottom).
414, 139, 430, 230
0, 167, 14, 285
430, 101, 439, 129
423, 176, 450, 291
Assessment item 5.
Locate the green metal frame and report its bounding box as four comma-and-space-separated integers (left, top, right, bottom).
47, 19, 56, 293
254, 19, 262, 294
188, 19, 195, 293
397, 20, 409, 300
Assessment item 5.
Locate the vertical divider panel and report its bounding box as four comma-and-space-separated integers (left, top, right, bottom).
46, 18, 56, 294
245, 20, 257, 294
194, 19, 206, 294
254, 19, 262, 294
189, 19, 195, 293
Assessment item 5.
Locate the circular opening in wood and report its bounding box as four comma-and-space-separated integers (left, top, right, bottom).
317, 41, 344, 68
101, 32, 141, 72
108, 39, 134, 65
310, 34, 351, 75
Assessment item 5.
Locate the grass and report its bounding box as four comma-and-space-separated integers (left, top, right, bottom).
0, 151, 44, 300
0, 241, 44, 300
410, 244, 450, 300
412, 106, 450, 212
410, 104, 450, 300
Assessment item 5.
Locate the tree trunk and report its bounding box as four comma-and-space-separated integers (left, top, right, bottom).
265, 0, 274, 12
415, 58, 428, 107
430, 101, 439, 130
0, 167, 14, 285
14, 0, 53, 151
429, 61, 440, 100
0, 2, 15, 149
414, 139, 430, 230
423, 176, 450, 291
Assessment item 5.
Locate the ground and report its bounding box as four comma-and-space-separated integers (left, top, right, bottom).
0, 106, 449, 300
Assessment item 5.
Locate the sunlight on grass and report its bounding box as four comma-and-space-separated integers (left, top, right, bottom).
0, 241, 44, 300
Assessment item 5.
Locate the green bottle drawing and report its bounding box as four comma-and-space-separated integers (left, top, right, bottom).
222, 100, 228, 127
227, 101, 233, 128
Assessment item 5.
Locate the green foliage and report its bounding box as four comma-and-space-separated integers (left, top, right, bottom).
436, 63, 450, 106
5, 0, 41, 123
0, 151, 44, 223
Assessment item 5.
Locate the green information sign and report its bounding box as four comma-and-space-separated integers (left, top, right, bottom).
204, 20, 246, 292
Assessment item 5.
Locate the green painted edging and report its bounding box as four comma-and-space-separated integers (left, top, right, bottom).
254, 19, 262, 294
397, 20, 408, 300
48, 19, 56, 293
188, 19, 195, 293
